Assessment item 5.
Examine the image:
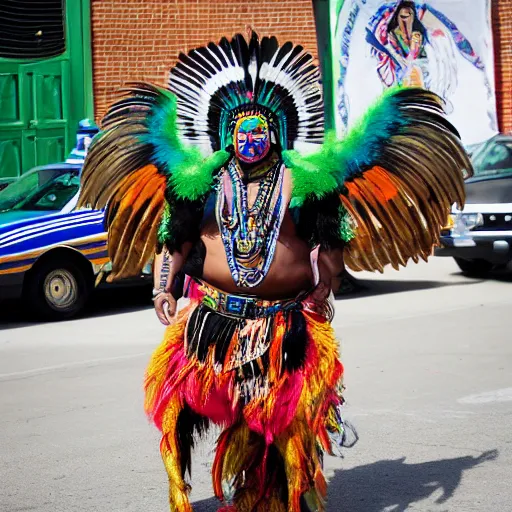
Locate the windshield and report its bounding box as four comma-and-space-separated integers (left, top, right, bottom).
0, 170, 40, 211
0, 169, 80, 212
471, 139, 512, 178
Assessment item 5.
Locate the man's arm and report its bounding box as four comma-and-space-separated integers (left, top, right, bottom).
310, 246, 345, 305
320, 247, 345, 284
153, 242, 192, 325
153, 249, 170, 292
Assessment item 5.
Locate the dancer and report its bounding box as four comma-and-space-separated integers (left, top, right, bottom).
78, 31, 471, 512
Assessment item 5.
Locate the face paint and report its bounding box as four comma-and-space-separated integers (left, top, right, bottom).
234, 115, 270, 163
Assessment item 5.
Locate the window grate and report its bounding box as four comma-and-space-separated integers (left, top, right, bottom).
0, 0, 65, 59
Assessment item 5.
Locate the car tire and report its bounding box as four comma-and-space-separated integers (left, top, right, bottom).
23, 258, 93, 321
454, 257, 494, 276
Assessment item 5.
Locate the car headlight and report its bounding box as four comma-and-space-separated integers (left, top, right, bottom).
448, 212, 484, 235
460, 213, 484, 230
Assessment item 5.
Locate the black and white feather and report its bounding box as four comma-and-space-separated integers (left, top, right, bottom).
168, 31, 324, 155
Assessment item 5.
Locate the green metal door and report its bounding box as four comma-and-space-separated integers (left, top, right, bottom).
0, 0, 93, 185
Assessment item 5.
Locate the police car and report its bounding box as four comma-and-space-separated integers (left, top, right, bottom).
0, 122, 151, 320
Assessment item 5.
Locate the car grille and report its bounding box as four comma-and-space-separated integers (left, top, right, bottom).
473, 213, 512, 231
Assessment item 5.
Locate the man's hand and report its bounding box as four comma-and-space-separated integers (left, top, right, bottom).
154, 291, 177, 326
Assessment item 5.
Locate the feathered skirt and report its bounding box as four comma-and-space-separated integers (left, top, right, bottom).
144, 281, 345, 512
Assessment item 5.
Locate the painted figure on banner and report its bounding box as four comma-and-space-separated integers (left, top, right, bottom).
366, 0, 485, 111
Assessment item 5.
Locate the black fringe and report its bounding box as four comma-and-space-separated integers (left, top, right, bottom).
293, 192, 347, 250
186, 304, 310, 377
186, 304, 241, 363
162, 194, 206, 253
176, 404, 210, 478
282, 310, 308, 372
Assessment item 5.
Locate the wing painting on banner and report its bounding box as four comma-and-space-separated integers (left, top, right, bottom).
335, 0, 498, 145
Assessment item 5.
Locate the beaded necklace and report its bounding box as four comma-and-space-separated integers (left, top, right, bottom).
216, 158, 285, 288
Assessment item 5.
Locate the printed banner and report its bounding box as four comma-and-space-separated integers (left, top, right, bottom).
333, 0, 498, 145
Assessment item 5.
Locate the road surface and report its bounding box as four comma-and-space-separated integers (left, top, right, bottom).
1, 257, 510, 511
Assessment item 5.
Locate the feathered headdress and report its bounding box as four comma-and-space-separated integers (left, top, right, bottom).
168, 30, 324, 154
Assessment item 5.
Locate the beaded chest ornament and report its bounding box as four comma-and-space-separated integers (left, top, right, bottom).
216, 158, 285, 288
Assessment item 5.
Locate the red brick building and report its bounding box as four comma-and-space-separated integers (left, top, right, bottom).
492, 0, 512, 133
90, 0, 512, 132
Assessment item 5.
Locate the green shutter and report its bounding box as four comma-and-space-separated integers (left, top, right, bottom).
0, 0, 93, 185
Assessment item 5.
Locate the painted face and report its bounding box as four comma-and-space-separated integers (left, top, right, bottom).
234, 115, 270, 163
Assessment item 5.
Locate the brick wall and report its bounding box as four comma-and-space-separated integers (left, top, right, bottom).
493, 0, 512, 133
91, 0, 512, 132
90, 0, 318, 120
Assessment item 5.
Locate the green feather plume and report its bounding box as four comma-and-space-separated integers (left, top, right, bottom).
284, 87, 410, 206
169, 149, 229, 200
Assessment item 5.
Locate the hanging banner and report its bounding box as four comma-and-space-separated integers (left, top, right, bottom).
333, 0, 498, 145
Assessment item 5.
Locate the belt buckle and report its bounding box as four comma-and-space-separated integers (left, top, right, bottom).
225, 295, 247, 316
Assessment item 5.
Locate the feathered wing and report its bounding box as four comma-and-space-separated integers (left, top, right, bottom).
284, 87, 473, 273
77, 82, 229, 281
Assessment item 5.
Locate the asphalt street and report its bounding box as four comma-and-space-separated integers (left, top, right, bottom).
1, 257, 511, 512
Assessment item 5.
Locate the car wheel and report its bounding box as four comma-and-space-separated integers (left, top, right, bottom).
24, 258, 93, 321
454, 257, 494, 276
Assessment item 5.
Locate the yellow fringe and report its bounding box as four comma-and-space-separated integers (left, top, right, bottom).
144, 305, 190, 415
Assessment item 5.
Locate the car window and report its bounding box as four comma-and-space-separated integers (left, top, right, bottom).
0, 171, 39, 211
14, 172, 81, 212
472, 140, 512, 178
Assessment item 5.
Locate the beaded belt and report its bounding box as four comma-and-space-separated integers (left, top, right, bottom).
198, 280, 301, 319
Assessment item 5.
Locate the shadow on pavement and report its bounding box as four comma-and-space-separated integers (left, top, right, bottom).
0, 284, 153, 330
335, 276, 480, 300
451, 269, 512, 283
326, 449, 498, 512
190, 450, 498, 511
87, 283, 153, 318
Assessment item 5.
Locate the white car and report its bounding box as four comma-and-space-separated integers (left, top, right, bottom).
435, 134, 512, 275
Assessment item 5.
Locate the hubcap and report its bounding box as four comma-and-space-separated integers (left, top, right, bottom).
43, 269, 78, 310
